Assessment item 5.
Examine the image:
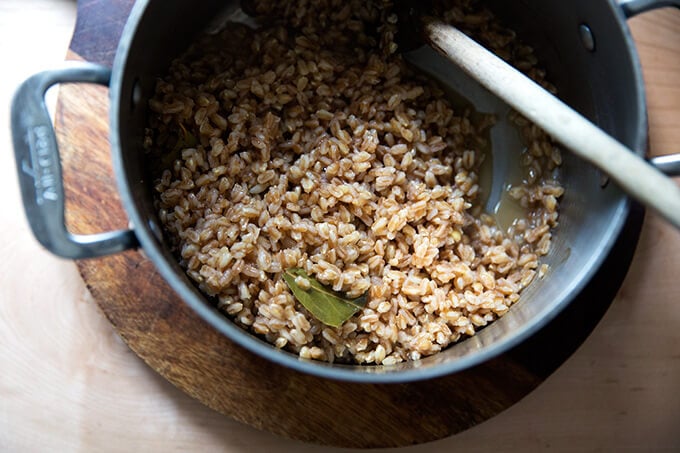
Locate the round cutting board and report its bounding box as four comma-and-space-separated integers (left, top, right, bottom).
55, 0, 644, 448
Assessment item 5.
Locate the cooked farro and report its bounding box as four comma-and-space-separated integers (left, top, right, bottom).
145, 0, 563, 364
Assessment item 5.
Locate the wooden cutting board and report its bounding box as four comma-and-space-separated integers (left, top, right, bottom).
53, 0, 662, 448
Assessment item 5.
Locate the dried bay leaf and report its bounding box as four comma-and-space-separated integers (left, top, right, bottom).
282, 268, 367, 328
161, 123, 198, 168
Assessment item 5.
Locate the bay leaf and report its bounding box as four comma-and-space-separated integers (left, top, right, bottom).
173, 122, 198, 153
161, 123, 198, 168
282, 268, 367, 328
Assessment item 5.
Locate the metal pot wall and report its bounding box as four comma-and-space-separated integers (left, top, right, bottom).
11, 0, 680, 383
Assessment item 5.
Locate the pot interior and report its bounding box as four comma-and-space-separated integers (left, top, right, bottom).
111, 0, 645, 381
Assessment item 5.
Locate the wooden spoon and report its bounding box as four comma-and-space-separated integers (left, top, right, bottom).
406, 15, 680, 228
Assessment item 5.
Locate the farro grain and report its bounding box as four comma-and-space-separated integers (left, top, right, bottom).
145, 0, 563, 365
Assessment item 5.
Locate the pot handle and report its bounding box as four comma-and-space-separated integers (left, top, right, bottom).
619, 0, 680, 17
650, 155, 680, 176
11, 62, 139, 259
618, 0, 680, 178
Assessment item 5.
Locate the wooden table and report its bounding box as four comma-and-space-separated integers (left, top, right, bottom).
1, 1, 679, 451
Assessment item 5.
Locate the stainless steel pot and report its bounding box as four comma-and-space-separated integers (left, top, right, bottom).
11, 0, 680, 382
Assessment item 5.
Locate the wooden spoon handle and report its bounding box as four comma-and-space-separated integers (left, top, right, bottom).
424, 20, 680, 229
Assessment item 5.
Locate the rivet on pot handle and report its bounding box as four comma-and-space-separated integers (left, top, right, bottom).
619, 0, 680, 17
11, 62, 139, 259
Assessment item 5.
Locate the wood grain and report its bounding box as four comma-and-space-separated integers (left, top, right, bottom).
69, 0, 135, 66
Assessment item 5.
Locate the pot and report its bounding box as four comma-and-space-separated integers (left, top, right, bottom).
11, 0, 680, 383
